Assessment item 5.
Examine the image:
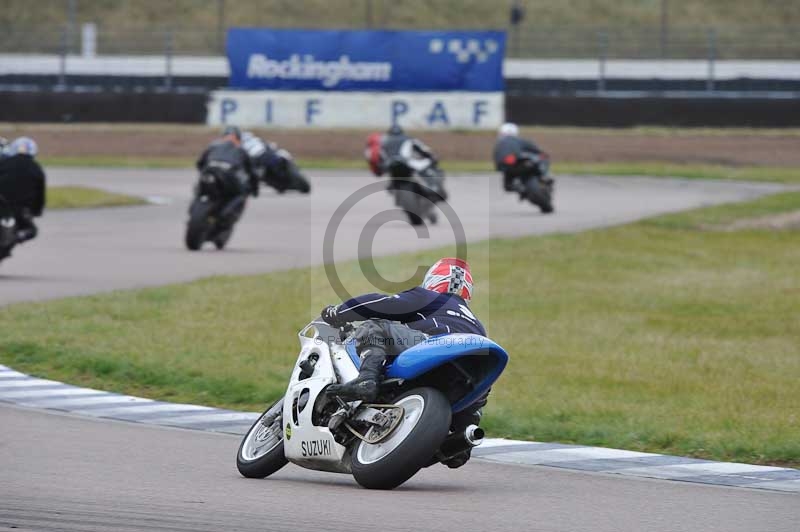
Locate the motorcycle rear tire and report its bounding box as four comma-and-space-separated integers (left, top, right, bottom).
394, 188, 425, 226
405, 211, 424, 226
351, 387, 451, 490
185, 199, 212, 251
0, 228, 15, 262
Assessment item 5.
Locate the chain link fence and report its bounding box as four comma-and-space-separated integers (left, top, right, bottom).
508, 27, 800, 59
2, 24, 798, 95
2, 24, 799, 59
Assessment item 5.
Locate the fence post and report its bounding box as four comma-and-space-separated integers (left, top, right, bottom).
67, 0, 77, 54
165, 29, 174, 91
365, 0, 373, 28
81, 23, 97, 57
597, 31, 608, 93
217, 0, 225, 53
58, 27, 68, 89
706, 28, 716, 93
512, 25, 521, 57
659, 0, 669, 58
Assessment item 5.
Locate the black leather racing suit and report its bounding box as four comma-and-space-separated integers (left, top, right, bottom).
381, 133, 436, 173
0, 154, 46, 242
493, 136, 543, 192
196, 140, 258, 226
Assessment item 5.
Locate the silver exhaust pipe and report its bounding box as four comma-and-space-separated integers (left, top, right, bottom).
438, 424, 486, 460
464, 424, 485, 447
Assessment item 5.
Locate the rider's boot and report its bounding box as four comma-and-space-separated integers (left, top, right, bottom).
326, 349, 386, 402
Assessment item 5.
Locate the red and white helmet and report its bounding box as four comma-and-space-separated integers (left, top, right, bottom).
422, 258, 474, 302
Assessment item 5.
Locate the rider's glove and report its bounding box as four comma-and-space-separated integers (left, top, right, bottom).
321, 305, 345, 327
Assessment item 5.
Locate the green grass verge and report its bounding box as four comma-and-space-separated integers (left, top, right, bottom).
1, 192, 799, 466
42, 156, 192, 169
299, 160, 800, 184
555, 162, 800, 184
41, 155, 800, 185
48, 186, 146, 209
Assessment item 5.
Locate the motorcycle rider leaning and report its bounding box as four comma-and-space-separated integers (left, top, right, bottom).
493, 122, 545, 193
196, 126, 259, 229
241, 131, 308, 194
240, 130, 279, 185
320, 257, 488, 468
370, 124, 437, 177
0, 137, 46, 243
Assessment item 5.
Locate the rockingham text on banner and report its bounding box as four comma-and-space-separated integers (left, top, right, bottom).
226, 28, 506, 92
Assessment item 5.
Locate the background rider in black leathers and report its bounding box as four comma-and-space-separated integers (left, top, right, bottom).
380, 124, 437, 175
366, 125, 446, 213
196, 126, 259, 228
0, 137, 46, 244
493, 122, 544, 192
241, 131, 310, 194
240, 131, 282, 188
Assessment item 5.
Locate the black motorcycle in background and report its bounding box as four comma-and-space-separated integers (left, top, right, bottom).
0, 197, 17, 262
500, 151, 555, 214
185, 168, 245, 251
257, 148, 311, 195
386, 155, 448, 226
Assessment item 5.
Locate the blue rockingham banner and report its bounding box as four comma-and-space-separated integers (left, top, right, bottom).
227, 28, 506, 91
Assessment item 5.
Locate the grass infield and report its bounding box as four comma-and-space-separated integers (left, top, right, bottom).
1, 192, 798, 466
48, 186, 146, 209
40, 156, 800, 185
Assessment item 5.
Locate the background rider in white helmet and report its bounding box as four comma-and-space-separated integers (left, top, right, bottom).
492, 122, 545, 193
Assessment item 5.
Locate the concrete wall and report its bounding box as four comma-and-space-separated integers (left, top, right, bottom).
3, 54, 800, 80
3, 90, 799, 127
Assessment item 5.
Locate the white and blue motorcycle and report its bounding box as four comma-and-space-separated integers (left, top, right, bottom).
237, 316, 509, 490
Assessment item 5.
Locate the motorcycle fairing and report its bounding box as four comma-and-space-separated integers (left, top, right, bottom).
346, 333, 508, 413
282, 330, 353, 472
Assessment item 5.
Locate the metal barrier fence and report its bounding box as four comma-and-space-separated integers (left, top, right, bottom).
2, 25, 799, 96
508, 27, 800, 60
2, 25, 799, 60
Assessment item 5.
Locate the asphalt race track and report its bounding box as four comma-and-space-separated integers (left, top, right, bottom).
2, 405, 797, 532
0, 167, 791, 305
1, 168, 798, 531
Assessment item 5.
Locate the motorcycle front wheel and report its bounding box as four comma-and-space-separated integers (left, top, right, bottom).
0, 245, 12, 263
289, 164, 311, 194
351, 387, 451, 490
237, 398, 288, 479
